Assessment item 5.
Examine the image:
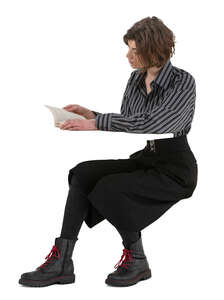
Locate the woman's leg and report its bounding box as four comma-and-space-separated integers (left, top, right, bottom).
60, 176, 90, 240
19, 158, 140, 287
59, 180, 142, 246
59, 159, 139, 239
115, 227, 141, 248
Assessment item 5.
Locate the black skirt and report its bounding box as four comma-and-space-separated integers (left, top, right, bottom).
69, 134, 198, 232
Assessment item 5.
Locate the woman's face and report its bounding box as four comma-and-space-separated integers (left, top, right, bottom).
126, 40, 143, 69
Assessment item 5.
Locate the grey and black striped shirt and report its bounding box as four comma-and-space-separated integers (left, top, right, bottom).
92, 59, 196, 138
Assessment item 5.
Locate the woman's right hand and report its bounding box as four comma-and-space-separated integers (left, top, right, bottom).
62, 104, 95, 119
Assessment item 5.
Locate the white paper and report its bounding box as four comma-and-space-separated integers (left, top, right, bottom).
44, 105, 86, 127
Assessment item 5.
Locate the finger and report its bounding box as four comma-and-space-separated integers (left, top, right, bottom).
70, 127, 79, 130
60, 125, 70, 130
60, 124, 68, 129
61, 119, 78, 129
60, 123, 66, 128
64, 126, 77, 131
64, 125, 79, 130
60, 120, 72, 128
61, 123, 74, 130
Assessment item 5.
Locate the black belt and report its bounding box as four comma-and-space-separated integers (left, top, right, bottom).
144, 135, 191, 154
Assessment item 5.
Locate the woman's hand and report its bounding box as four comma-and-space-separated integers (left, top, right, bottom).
62, 104, 95, 119
60, 119, 98, 131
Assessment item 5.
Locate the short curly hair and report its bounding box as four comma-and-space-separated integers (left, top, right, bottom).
123, 16, 176, 73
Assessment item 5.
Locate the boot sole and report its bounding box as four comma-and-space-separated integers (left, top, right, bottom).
19, 274, 75, 287
105, 269, 152, 287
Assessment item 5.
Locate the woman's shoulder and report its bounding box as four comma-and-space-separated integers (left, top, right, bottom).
172, 65, 196, 87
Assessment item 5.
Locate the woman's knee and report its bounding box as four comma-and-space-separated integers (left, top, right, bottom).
69, 161, 90, 176
68, 160, 98, 190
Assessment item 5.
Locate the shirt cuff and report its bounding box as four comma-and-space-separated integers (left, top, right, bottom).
95, 113, 114, 131
91, 110, 102, 117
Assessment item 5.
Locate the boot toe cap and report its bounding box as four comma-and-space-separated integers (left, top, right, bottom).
106, 268, 152, 287
106, 268, 131, 281
20, 271, 39, 280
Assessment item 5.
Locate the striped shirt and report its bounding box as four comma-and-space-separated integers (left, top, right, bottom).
92, 59, 196, 138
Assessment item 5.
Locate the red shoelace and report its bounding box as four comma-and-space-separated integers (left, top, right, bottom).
114, 248, 133, 269
38, 245, 60, 269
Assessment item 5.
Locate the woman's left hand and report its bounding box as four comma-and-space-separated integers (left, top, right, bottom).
60, 119, 98, 131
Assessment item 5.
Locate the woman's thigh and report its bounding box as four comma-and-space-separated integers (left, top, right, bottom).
68, 158, 139, 194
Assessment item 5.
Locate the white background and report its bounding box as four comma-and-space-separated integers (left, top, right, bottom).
0, 0, 223, 299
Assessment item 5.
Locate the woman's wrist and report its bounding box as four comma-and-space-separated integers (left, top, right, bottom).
84, 110, 96, 120
89, 118, 98, 130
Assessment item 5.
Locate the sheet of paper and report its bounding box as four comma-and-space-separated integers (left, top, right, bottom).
44, 105, 86, 125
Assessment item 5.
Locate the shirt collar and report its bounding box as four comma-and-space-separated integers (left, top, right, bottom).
135, 59, 173, 90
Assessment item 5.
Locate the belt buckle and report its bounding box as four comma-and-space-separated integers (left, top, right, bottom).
149, 140, 156, 152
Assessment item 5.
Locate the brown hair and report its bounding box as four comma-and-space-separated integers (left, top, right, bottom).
123, 16, 176, 73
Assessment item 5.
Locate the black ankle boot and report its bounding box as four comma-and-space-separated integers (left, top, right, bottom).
19, 237, 78, 287
105, 235, 152, 287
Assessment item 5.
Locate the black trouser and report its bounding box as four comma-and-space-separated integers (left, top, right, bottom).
60, 165, 141, 247
60, 135, 197, 246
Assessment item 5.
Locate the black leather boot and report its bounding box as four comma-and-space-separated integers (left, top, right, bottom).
105, 235, 152, 287
19, 237, 78, 287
